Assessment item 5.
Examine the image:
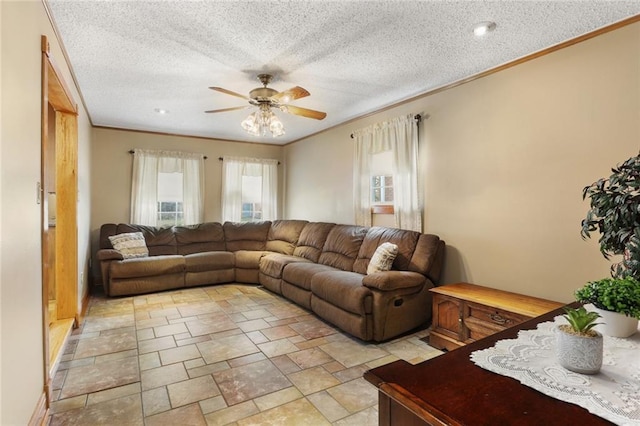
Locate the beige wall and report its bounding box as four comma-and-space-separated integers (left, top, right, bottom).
78, 101, 92, 309
285, 23, 640, 303
0, 0, 4, 414
0, 1, 93, 423
90, 128, 283, 280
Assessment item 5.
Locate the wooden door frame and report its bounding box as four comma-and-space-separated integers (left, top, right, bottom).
39, 34, 78, 417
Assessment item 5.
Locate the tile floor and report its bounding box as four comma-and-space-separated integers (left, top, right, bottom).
48, 284, 442, 425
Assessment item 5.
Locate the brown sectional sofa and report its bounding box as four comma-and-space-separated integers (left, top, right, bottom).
97, 220, 445, 342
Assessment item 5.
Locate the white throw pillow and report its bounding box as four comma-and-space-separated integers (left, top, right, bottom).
367, 242, 399, 275
108, 232, 149, 259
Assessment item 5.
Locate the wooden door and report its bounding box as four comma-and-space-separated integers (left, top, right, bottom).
40, 35, 78, 414
54, 111, 78, 320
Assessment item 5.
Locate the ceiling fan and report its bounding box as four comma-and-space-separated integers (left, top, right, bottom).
205, 74, 326, 137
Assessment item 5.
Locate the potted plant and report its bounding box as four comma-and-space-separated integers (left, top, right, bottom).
575, 277, 640, 337
580, 152, 640, 337
556, 306, 603, 374
581, 152, 640, 280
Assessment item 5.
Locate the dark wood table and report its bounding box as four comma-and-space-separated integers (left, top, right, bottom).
364, 305, 614, 425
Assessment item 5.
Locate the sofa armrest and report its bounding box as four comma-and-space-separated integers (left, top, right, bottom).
362, 271, 426, 291
97, 249, 124, 261
97, 249, 124, 295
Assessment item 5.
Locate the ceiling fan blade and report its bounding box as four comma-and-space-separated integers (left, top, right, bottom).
204, 106, 248, 114
271, 86, 310, 103
209, 87, 251, 101
282, 105, 327, 120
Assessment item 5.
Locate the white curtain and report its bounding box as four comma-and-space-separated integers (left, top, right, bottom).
221, 158, 244, 222
131, 149, 159, 226
181, 155, 205, 225
130, 148, 205, 226
352, 114, 422, 231
221, 156, 278, 222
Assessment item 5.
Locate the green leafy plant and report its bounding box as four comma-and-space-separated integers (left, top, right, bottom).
575, 277, 640, 319
581, 152, 640, 280
562, 306, 602, 334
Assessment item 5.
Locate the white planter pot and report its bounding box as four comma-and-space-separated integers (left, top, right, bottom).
556, 326, 603, 375
587, 305, 639, 338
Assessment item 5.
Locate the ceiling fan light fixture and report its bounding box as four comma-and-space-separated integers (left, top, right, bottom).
241, 111, 257, 132
241, 106, 285, 137
247, 125, 261, 137
209, 73, 325, 138
269, 115, 285, 137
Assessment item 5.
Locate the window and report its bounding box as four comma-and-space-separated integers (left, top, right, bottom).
156, 172, 184, 226
130, 149, 204, 226
221, 156, 278, 222
241, 203, 262, 221
157, 201, 184, 226
352, 114, 421, 231
240, 175, 263, 222
371, 175, 394, 204
370, 150, 394, 214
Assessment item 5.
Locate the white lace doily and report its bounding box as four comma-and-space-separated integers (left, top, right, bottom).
470, 316, 640, 425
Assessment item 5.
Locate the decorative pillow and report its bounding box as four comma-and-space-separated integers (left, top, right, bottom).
367, 242, 399, 275
108, 232, 149, 259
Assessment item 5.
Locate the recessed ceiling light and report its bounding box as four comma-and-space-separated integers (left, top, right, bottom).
473, 21, 496, 37
154, 108, 169, 114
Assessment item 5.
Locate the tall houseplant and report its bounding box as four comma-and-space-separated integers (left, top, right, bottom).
581, 152, 640, 280
580, 152, 640, 337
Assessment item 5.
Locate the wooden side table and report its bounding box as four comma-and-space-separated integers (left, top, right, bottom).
429, 282, 563, 351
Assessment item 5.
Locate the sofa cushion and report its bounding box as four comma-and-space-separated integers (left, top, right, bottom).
116, 224, 177, 256
260, 253, 312, 279
185, 251, 234, 272
99, 223, 118, 249
318, 225, 368, 271
411, 234, 446, 283
110, 255, 185, 279
97, 249, 124, 261
293, 222, 335, 262
310, 270, 372, 315
109, 274, 185, 297
108, 232, 149, 259
186, 269, 235, 288
367, 242, 398, 275
353, 227, 420, 275
174, 222, 226, 255
265, 220, 308, 254
223, 221, 271, 251
282, 262, 337, 291
311, 296, 371, 341
235, 250, 268, 269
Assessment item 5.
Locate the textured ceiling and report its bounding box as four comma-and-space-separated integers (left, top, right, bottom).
46, 1, 640, 145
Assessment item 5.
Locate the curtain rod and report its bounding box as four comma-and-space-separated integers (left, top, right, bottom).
350, 114, 423, 139
128, 150, 207, 159
218, 157, 281, 165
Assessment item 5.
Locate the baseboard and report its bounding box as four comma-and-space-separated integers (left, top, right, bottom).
76, 286, 91, 326
28, 391, 49, 426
